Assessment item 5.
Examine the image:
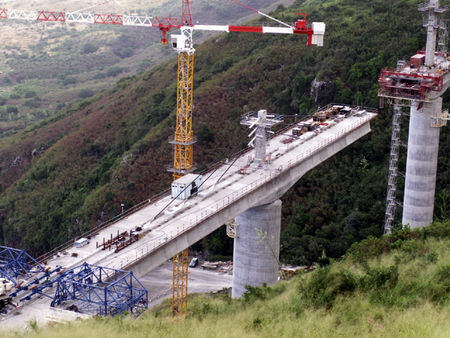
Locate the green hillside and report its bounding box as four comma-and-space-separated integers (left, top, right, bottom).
5, 220, 449, 338
0, 0, 449, 265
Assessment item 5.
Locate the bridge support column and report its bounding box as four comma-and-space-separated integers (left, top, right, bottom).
402, 98, 441, 228
232, 199, 281, 298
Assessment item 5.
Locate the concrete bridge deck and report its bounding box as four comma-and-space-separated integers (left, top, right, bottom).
46, 110, 377, 277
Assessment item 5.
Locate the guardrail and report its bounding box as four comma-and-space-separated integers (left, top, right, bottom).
37, 140, 256, 264
36, 188, 170, 264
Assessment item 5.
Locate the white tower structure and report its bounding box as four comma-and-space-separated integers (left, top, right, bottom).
379, 0, 449, 232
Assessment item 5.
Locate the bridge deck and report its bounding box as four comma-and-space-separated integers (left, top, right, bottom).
47, 110, 377, 274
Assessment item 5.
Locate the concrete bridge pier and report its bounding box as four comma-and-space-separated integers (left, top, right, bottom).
402, 98, 442, 228
232, 199, 281, 298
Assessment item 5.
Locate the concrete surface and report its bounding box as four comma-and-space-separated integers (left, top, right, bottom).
140, 261, 233, 307
232, 200, 281, 298
38, 112, 375, 279
402, 98, 441, 227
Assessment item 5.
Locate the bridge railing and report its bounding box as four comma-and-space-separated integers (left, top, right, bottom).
36, 187, 171, 264
36, 147, 256, 264
109, 114, 375, 271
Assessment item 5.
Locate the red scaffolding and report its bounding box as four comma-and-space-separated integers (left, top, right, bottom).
379, 51, 449, 101
378, 69, 445, 101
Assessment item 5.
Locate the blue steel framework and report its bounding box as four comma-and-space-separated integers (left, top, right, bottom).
0, 245, 45, 285
19, 262, 148, 316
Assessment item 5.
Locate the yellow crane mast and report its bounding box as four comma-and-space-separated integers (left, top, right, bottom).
170, 50, 195, 317
172, 52, 195, 181
167, 3, 196, 316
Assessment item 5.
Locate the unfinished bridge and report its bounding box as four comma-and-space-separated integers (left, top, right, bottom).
1, 106, 376, 327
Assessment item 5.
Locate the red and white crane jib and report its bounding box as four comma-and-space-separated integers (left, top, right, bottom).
192, 21, 326, 47
227, 0, 325, 46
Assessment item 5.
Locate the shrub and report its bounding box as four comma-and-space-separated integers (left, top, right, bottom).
298, 267, 358, 308
6, 106, 18, 114
348, 221, 450, 264
360, 265, 399, 291
24, 98, 41, 108
24, 90, 37, 98
81, 43, 99, 54
113, 47, 134, 58
94, 72, 106, 79
197, 124, 214, 143
211, 56, 235, 74
78, 89, 94, 99
347, 236, 389, 263
429, 264, 450, 304
107, 67, 125, 77
63, 76, 77, 86
243, 283, 285, 303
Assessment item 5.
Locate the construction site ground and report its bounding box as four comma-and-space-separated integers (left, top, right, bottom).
0, 262, 232, 332
143, 261, 232, 308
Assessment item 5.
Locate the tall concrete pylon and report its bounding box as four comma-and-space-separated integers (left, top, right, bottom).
232, 200, 281, 298
402, 98, 443, 227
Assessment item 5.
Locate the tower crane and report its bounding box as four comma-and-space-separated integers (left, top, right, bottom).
0, 0, 325, 317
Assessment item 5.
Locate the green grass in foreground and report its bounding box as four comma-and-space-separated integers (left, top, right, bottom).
4, 221, 450, 338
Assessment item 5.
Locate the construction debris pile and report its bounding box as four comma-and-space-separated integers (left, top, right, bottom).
201, 261, 233, 274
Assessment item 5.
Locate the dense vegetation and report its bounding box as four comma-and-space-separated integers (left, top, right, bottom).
7, 220, 449, 337
0, 0, 449, 266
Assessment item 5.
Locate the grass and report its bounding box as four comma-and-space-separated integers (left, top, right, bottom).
2, 223, 449, 338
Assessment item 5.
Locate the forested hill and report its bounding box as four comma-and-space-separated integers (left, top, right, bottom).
0, 0, 449, 263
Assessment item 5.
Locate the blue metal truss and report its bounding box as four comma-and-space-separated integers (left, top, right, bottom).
50, 263, 148, 316
11, 266, 62, 299
0, 245, 45, 286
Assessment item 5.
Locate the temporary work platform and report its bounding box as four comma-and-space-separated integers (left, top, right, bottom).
50, 263, 148, 316
378, 52, 448, 102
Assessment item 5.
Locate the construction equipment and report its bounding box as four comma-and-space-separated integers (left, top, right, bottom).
0, 0, 325, 317
240, 109, 284, 167
0, 278, 13, 296
312, 106, 339, 122
0, 278, 14, 314
0, 245, 46, 286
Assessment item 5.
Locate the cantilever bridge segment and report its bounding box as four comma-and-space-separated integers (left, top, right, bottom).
42, 106, 376, 298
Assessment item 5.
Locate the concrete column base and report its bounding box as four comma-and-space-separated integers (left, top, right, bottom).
232, 199, 281, 298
